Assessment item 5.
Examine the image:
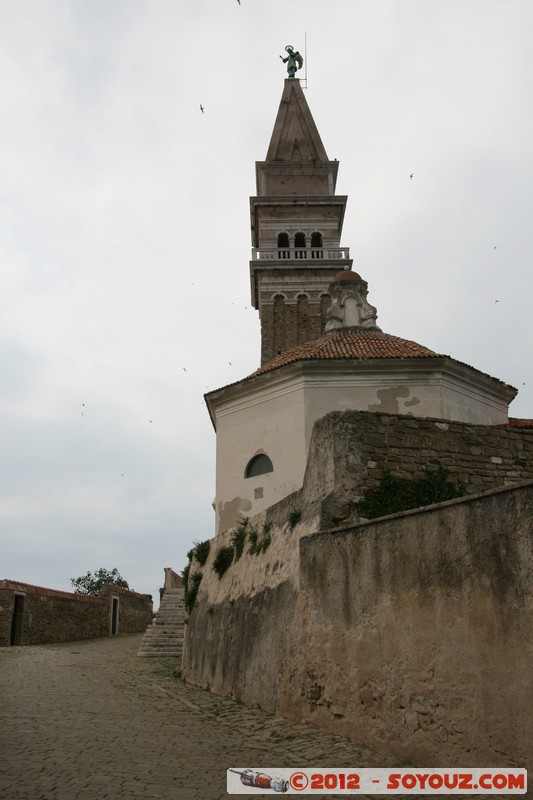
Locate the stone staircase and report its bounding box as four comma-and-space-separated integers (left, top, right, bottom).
137, 588, 185, 658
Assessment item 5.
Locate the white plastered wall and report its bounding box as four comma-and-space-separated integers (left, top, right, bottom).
210, 359, 513, 534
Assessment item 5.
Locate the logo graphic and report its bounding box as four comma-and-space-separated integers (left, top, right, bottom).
229, 769, 289, 793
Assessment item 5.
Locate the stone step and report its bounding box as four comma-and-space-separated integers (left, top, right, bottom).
155, 619, 183, 627
143, 628, 182, 634
157, 610, 184, 616
143, 625, 183, 632
137, 586, 185, 658
138, 639, 183, 648
138, 650, 182, 658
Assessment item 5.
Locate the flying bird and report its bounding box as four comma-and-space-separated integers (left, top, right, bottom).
236, 0, 241, 4
200, 104, 204, 113
410, 173, 414, 180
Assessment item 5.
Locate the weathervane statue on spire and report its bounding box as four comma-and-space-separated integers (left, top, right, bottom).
280, 45, 303, 78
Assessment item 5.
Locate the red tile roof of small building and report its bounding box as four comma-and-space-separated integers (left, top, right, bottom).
0, 579, 101, 600
251, 328, 444, 377
205, 328, 516, 405
508, 418, 533, 428
0, 579, 150, 600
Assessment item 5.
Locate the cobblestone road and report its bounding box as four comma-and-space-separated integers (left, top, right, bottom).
0, 633, 400, 800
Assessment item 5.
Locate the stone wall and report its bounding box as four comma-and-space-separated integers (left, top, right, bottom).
99, 584, 154, 635
259, 285, 332, 364
303, 410, 533, 529
183, 481, 532, 768
182, 409, 532, 767
0, 581, 153, 646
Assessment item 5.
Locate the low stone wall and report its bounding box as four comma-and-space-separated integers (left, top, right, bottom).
0, 581, 152, 646
99, 584, 154, 636
304, 410, 533, 529
182, 481, 533, 768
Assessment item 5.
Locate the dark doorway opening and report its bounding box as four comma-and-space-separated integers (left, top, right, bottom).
10, 594, 25, 645
111, 597, 119, 635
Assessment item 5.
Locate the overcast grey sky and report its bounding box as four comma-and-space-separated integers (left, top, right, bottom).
1, 0, 532, 600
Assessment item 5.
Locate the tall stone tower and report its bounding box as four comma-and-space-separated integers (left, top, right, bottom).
250, 78, 353, 365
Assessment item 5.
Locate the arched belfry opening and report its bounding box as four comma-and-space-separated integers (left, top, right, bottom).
294, 232, 306, 258
277, 232, 290, 258
311, 231, 323, 258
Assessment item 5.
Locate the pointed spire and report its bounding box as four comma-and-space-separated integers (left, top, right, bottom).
266, 79, 329, 163
255, 79, 339, 198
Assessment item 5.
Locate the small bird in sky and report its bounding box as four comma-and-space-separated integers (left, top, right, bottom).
200, 104, 204, 113
495, 300, 501, 303
236, 0, 241, 5
410, 173, 414, 180
493, 245, 498, 250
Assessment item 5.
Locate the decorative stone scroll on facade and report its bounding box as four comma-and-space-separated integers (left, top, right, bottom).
325, 270, 381, 332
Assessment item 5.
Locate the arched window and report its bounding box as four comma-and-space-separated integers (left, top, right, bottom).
294, 232, 306, 259
277, 232, 290, 259
244, 454, 274, 478
311, 231, 323, 258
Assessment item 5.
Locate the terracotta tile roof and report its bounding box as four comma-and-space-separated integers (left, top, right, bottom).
205, 328, 516, 404
508, 418, 533, 428
0, 579, 150, 600
0, 579, 101, 600
251, 328, 441, 377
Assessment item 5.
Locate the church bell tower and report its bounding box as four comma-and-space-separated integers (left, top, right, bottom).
250, 77, 353, 365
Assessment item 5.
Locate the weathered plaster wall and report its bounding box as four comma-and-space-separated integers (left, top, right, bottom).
182, 489, 321, 706
183, 481, 532, 768
289, 481, 533, 767
212, 372, 308, 532
0, 581, 153, 646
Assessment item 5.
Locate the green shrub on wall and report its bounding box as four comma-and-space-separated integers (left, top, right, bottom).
231, 519, 249, 560
193, 539, 211, 566
212, 546, 235, 578
185, 572, 203, 612
287, 509, 301, 530
355, 467, 466, 520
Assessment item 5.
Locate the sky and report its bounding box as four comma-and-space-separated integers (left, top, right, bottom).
1, 0, 532, 602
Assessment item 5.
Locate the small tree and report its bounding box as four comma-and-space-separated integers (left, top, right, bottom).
70, 567, 129, 596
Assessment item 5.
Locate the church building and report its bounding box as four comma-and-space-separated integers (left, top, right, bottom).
205, 77, 517, 535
